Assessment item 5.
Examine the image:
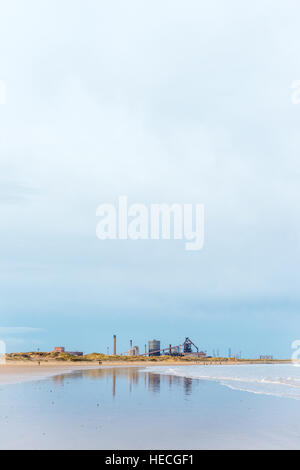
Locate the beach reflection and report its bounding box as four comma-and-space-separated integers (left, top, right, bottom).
148, 373, 160, 393
51, 366, 194, 397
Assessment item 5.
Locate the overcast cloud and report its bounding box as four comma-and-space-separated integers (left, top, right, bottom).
0, 0, 300, 356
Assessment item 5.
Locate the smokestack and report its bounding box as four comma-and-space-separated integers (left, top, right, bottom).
145, 344, 147, 354
130, 340, 133, 349
113, 335, 116, 355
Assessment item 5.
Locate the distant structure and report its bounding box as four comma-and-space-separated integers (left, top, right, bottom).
53, 347, 83, 356
165, 344, 181, 356
125, 339, 140, 356
260, 355, 273, 360
180, 338, 206, 358
228, 348, 232, 358
196, 351, 207, 358
129, 345, 140, 356
149, 339, 161, 356
183, 337, 199, 354
113, 335, 117, 355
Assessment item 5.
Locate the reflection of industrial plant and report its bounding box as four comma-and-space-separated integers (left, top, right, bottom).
148, 373, 161, 393
116, 336, 207, 358
51, 366, 195, 397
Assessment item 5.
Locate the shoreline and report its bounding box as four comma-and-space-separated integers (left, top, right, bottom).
0, 360, 293, 386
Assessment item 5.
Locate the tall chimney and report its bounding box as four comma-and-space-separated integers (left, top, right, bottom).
113, 335, 116, 355
130, 340, 133, 349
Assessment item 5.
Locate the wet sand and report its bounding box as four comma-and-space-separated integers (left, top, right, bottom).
0, 362, 104, 385
0, 361, 179, 385
0, 365, 299, 449
0, 360, 292, 386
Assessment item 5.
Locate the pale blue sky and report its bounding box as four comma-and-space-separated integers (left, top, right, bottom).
0, 0, 300, 357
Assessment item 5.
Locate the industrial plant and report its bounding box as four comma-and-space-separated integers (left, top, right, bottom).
113, 336, 207, 358
49, 338, 250, 361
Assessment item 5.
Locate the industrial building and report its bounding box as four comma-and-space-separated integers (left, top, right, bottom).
165, 345, 181, 356
148, 339, 161, 356
53, 347, 83, 357
183, 337, 198, 354
129, 346, 140, 356
68, 351, 83, 357
182, 338, 207, 358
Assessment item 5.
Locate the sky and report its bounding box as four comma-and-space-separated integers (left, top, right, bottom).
0, 0, 300, 357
